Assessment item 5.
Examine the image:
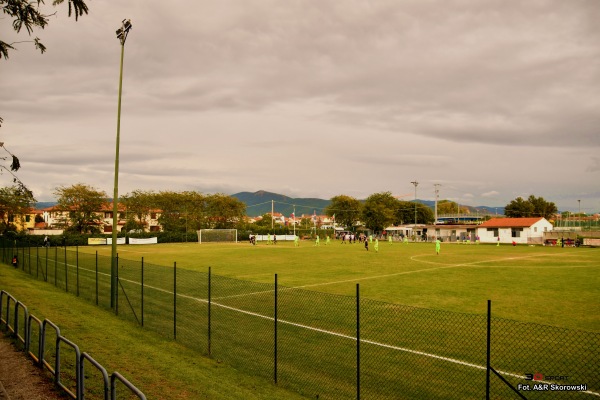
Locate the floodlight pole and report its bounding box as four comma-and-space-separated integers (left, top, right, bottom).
111, 19, 132, 308
411, 181, 419, 225
578, 199, 581, 229
434, 183, 441, 225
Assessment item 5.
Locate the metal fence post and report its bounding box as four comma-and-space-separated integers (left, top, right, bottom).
173, 261, 177, 340
76, 245, 79, 296
486, 299, 491, 400
95, 251, 99, 305
54, 246, 57, 286
141, 257, 144, 327
45, 246, 48, 282
274, 273, 278, 384
64, 245, 68, 292
357, 283, 360, 400
208, 266, 211, 356
115, 254, 119, 315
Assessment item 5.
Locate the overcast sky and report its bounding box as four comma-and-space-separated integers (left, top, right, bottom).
1, 0, 599, 212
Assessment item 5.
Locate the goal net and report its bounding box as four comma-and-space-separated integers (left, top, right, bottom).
197, 229, 238, 244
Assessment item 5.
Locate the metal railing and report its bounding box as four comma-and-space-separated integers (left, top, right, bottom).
0, 290, 146, 400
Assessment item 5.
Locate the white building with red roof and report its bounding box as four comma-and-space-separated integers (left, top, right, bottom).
476, 217, 553, 244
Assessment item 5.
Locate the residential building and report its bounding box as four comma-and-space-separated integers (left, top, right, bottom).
476, 217, 553, 244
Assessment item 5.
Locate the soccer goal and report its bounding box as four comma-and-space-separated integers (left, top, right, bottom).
197, 229, 238, 244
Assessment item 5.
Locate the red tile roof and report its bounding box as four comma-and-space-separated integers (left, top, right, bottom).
479, 217, 545, 228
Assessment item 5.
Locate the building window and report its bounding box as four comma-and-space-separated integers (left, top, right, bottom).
511, 228, 523, 238
151, 212, 157, 219
487, 228, 498, 237
26, 215, 31, 222
534, 227, 538, 233
104, 225, 112, 233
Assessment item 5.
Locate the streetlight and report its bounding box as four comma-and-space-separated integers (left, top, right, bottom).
578, 199, 581, 230
111, 19, 132, 308
411, 181, 419, 225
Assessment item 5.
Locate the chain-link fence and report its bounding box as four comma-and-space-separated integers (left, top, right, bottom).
2, 241, 598, 399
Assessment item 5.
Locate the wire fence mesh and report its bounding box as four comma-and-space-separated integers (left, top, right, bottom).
2, 241, 598, 399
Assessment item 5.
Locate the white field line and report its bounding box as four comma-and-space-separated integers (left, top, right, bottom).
36, 256, 600, 397
296, 250, 600, 290
134, 284, 600, 397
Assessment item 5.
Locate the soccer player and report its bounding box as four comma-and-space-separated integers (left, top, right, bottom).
435, 238, 441, 255
374, 239, 379, 253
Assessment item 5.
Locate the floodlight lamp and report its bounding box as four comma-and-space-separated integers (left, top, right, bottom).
116, 19, 132, 42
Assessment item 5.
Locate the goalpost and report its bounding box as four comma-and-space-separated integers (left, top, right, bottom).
197, 229, 238, 244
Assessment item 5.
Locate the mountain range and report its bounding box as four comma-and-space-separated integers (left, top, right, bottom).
35, 191, 504, 217
231, 190, 504, 217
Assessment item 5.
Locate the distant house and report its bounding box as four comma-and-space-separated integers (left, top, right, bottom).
476, 217, 553, 244
0, 207, 42, 233
41, 203, 162, 234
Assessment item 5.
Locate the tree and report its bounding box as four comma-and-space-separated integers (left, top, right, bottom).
0, 185, 36, 232
254, 213, 274, 228
324, 195, 362, 229
54, 183, 106, 233
394, 200, 415, 225
504, 197, 535, 218
153, 191, 204, 233
526, 195, 558, 220
437, 200, 470, 214
1, 0, 89, 59
395, 200, 435, 225
121, 190, 157, 232
416, 204, 435, 224
361, 192, 399, 232
204, 193, 246, 229
504, 195, 557, 219
2, 0, 90, 195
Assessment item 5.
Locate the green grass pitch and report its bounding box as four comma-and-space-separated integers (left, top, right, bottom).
77, 239, 600, 332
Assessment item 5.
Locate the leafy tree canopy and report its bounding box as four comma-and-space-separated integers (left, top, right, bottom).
54, 183, 106, 233
1, 0, 89, 59
505, 195, 557, 219
361, 192, 398, 232
324, 195, 362, 229
0, 184, 36, 232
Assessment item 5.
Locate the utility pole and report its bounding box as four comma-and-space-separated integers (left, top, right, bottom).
271, 200, 274, 230
434, 184, 441, 225
411, 181, 419, 225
